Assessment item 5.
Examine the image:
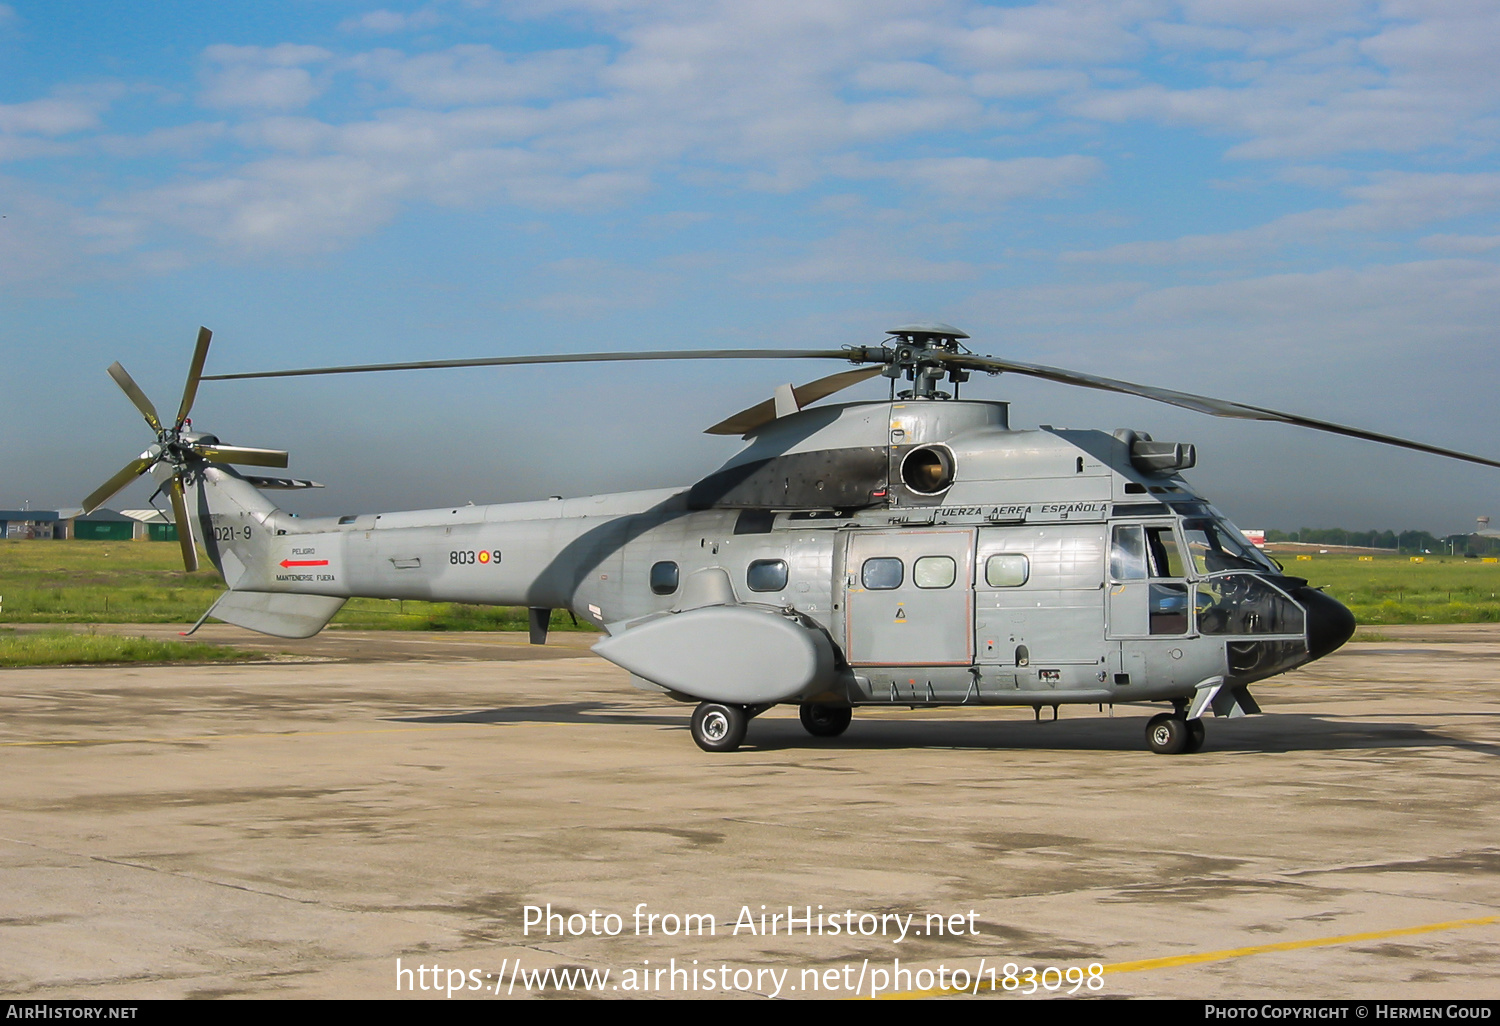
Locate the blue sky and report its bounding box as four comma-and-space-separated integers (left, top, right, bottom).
3, 0, 1498, 532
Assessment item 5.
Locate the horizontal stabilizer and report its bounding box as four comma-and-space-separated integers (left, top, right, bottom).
201, 590, 346, 639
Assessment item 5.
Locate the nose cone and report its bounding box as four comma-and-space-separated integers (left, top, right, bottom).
1298, 587, 1356, 660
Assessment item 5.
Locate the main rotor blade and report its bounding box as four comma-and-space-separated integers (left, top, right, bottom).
168, 475, 199, 573
944, 353, 1500, 470
195, 444, 290, 468
107, 363, 163, 433
202, 349, 860, 381
174, 326, 212, 430
706, 366, 885, 435
82, 452, 156, 514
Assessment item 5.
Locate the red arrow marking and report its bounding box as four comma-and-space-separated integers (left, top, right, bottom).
280, 559, 329, 568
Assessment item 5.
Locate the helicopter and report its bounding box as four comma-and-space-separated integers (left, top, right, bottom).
82, 323, 1500, 755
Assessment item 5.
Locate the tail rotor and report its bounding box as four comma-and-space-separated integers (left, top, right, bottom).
82, 327, 290, 571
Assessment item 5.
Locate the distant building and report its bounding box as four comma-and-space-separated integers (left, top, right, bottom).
70, 508, 137, 541
120, 509, 179, 542
1, 507, 181, 541
0, 510, 60, 539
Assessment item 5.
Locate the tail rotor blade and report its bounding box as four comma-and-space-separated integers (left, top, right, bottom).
108, 363, 164, 433
195, 444, 289, 468
82, 453, 156, 514
168, 475, 199, 573
174, 326, 212, 430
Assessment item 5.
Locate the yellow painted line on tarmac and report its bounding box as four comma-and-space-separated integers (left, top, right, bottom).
1101, 914, 1500, 974
880, 914, 1500, 999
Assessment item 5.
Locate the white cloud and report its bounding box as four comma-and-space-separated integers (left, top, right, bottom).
349, 45, 607, 105
1063, 171, 1500, 264
339, 8, 446, 35
949, 1, 1147, 66
199, 44, 334, 111
752, 227, 980, 284
0, 87, 120, 165
1125, 259, 1500, 352
1053, 1, 1500, 159
96, 122, 227, 159
0, 95, 109, 136
121, 155, 410, 252
1419, 234, 1500, 254
0, 136, 72, 161
14, 1, 1500, 263
886, 154, 1103, 205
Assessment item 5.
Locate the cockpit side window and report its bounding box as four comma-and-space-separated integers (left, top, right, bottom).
1182, 519, 1273, 575
1115, 523, 1188, 634
1145, 526, 1184, 578
1110, 525, 1147, 581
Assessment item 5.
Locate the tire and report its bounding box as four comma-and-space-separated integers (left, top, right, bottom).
1146, 712, 1191, 755
691, 702, 747, 753
799, 703, 853, 738
1185, 718, 1206, 754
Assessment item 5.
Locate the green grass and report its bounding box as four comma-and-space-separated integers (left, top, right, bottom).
1273, 552, 1500, 625
0, 628, 256, 667
0, 539, 593, 632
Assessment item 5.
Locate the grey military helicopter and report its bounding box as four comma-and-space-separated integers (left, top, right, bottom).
83, 324, 1500, 754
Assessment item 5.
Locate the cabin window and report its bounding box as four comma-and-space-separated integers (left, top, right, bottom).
650, 561, 679, 595
984, 554, 1029, 588
861, 557, 904, 590
913, 555, 956, 589
746, 559, 788, 592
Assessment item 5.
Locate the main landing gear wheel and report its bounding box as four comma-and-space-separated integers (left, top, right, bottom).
691, 702, 748, 753
799, 703, 852, 738
1186, 718, 1206, 754
1146, 713, 1195, 755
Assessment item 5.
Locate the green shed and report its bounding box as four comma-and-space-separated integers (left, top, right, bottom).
72, 509, 136, 541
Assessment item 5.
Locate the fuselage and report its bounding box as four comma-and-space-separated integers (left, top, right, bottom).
194, 399, 1355, 709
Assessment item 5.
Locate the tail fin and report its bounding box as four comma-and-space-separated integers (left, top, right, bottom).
188, 463, 347, 638
190, 463, 282, 589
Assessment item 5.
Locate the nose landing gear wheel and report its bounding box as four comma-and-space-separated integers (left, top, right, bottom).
691, 702, 748, 752
1146, 712, 1194, 755
799, 703, 853, 738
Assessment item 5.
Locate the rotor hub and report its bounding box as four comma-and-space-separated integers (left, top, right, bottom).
880, 323, 972, 400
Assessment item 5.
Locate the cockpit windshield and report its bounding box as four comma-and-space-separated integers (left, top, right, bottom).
1181, 518, 1277, 575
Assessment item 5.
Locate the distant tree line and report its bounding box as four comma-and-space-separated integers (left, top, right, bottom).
1266, 528, 1500, 556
